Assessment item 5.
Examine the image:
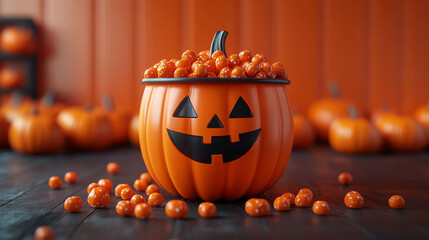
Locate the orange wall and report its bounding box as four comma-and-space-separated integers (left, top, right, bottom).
1, 0, 428, 114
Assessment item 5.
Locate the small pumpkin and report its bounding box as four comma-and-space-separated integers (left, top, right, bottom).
8, 106, 65, 154
0, 114, 10, 148
0, 26, 36, 55
415, 102, 429, 146
329, 105, 382, 154
129, 114, 139, 146
307, 82, 358, 141
375, 115, 426, 152
97, 95, 131, 145
371, 103, 397, 127
37, 92, 66, 117
57, 105, 114, 151
0, 66, 24, 89
0, 92, 33, 123
292, 110, 315, 149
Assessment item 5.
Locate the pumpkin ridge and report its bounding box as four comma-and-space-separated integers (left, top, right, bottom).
187, 85, 201, 199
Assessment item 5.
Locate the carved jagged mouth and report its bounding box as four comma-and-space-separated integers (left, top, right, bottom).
167, 128, 261, 164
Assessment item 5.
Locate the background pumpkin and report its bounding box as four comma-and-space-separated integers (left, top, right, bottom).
371, 103, 397, 127
375, 115, 427, 152
414, 103, 429, 147
292, 111, 315, 149
0, 92, 33, 123
139, 82, 293, 201
98, 95, 131, 145
128, 114, 139, 146
307, 82, 358, 141
0, 66, 24, 89
57, 105, 113, 151
329, 105, 382, 154
0, 26, 36, 55
8, 107, 64, 154
0, 114, 10, 148
37, 92, 66, 117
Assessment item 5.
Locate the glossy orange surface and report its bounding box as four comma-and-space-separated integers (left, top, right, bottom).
87, 183, 100, 194
298, 188, 313, 201
344, 191, 364, 209
115, 184, 131, 197
120, 188, 135, 200
165, 200, 188, 219
64, 172, 78, 184
273, 196, 290, 211
97, 179, 112, 192
145, 184, 160, 195
388, 195, 405, 209
139, 173, 153, 184
294, 193, 311, 207
312, 200, 330, 216
87, 187, 110, 208
130, 194, 146, 205
133, 179, 147, 192
48, 176, 62, 189
139, 82, 293, 201
106, 162, 120, 174
281, 192, 295, 206
34, 226, 55, 240
64, 196, 83, 212
198, 202, 216, 218
147, 193, 164, 207
245, 198, 270, 217
134, 203, 152, 219
116, 200, 135, 216
338, 172, 353, 185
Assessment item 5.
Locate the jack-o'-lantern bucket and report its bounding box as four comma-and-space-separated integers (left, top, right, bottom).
139, 31, 293, 201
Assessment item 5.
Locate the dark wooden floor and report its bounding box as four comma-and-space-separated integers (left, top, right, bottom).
0, 146, 428, 240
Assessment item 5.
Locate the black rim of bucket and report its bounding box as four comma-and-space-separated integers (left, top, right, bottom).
142, 78, 290, 84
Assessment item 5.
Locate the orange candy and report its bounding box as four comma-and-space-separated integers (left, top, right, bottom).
272, 62, 286, 78
344, 191, 364, 209
87, 183, 100, 194
115, 183, 131, 197
140, 172, 153, 184
135, 203, 152, 219
157, 65, 172, 78
298, 188, 314, 201
148, 192, 164, 207
245, 198, 270, 217
130, 194, 146, 205
251, 55, 264, 65
295, 193, 312, 207
88, 187, 110, 208
198, 52, 210, 62
182, 50, 197, 64
165, 200, 189, 219
134, 179, 148, 192
211, 50, 224, 60
261, 62, 275, 78
273, 196, 290, 211
64, 196, 83, 213
146, 184, 160, 195
193, 64, 208, 77
64, 172, 77, 184
116, 200, 135, 216
98, 179, 112, 192
198, 202, 216, 218
218, 67, 231, 78
144, 67, 157, 78
244, 63, 258, 78
106, 162, 120, 174
175, 59, 191, 72
204, 60, 217, 73
255, 71, 266, 78
338, 172, 353, 185
239, 50, 252, 63
230, 66, 246, 78
34, 226, 55, 240
207, 72, 217, 78
312, 200, 330, 215
174, 68, 189, 78
215, 55, 229, 72
121, 188, 136, 200
389, 195, 405, 209
48, 176, 62, 189
281, 192, 295, 205
228, 54, 241, 68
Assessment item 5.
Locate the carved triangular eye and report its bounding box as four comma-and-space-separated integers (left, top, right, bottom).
229, 97, 254, 118
173, 96, 198, 118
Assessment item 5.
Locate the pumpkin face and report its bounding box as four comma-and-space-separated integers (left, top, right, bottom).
292, 113, 315, 149
329, 117, 382, 154
415, 103, 429, 147
57, 106, 113, 151
128, 114, 139, 146
139, 82, 293, 201
0, 114, 10, 148
376, 116, 426, 152
8, 109, 65, 154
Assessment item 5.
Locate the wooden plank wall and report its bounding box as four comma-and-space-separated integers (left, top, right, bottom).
0, 0, 428, 114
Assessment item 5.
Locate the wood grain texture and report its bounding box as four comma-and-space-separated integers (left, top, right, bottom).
0, 146, 428, 239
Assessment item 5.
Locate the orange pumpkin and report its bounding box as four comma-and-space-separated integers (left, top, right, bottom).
0, 114, 10, 148
98, 95, 131, 145
129, 114, 139, 146
139, 33, 293, 202
371, 103, 396, 127
0, 66, 23, 89
8, 107, 65, 154
0, 92, 33, 123
57, 105, 114, 151
307, 82, 358, 141
292, 111, 315, 149
0, 26, 35, 55
375, 115, 426, 152
415, 103, 429, 146
329, 105, 382, 154
37, 92, 66, 117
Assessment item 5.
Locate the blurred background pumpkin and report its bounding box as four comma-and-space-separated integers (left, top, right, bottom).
0, 26, 36, 55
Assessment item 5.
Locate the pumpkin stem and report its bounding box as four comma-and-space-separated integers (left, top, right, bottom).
328, 82, 341, 99
210, 30, 228, 57
348, 104, 358, 118
84, 104, 93, 112
41, 92, 56, 107
10, 91, 23, 106
101, 94, 114, 111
